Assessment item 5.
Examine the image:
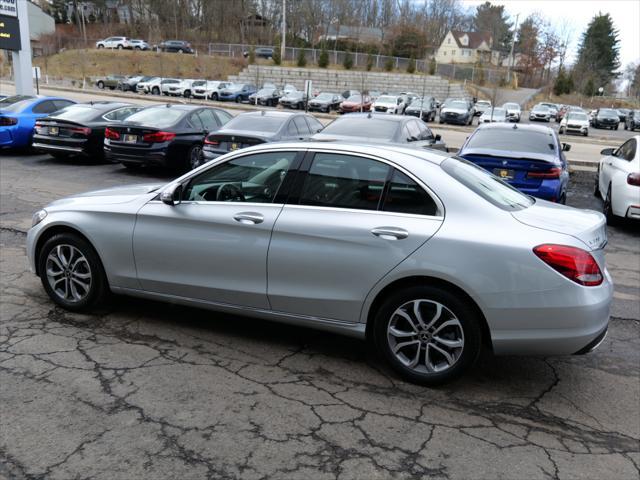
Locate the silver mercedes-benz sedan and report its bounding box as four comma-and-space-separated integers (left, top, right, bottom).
27, 142, 613, 384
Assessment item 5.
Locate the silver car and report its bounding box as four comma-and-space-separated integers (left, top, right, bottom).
27, 143, 612, 384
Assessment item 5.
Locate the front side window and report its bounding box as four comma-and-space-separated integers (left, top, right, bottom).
184, 152, 296, 203
299, 153, 389, 211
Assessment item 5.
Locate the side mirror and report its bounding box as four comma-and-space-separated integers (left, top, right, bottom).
160, 183, 183, 206
562, 143, 571, 152
600, 147, 614, 156
435, 134, 442, 141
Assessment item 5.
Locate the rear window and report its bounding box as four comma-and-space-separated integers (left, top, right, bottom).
465, 128, 556, 154
322, 118, 399, 140
0, 95, 34, 107
599, 109, 618, 116
125, 108, 185, 128
48, 105, 102, 122
442, 157, 534, 211
224, 115, 285, 133
1, 99, 34, 113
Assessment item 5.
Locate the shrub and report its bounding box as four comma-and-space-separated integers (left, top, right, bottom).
297, 49, 307, 67
272, 44, 281, 65
343, 52, 353, 70
428, 57, 436, 75
318, 48, 329, 68
406, 57, 416, 74
248, 47, 255, 64
366, 53, 374, 71
384, 57, 394, 72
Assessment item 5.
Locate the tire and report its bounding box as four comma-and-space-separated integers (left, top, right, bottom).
117, 44, 123, 50
615, 125, 619, 130
594, 167, 601, 197
97, 81, 104, 89
584, 130, 588, 137
135, 46, 141, 50
210, 92, 218, 101
152, 86, 160, 95
187, 144, 203, 171
178, 49, 184, 53
183, 90, 191, 98
559, 127, 565, 134
38, 233, 108, 312
624, 123, 628, 130
603, 184, 619, 225
97, 44, 104, 49
235, 96, 241, 103
372, 285, 482, 385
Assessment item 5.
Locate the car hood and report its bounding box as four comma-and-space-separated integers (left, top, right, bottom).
47, 183, 163, 208
441, 107, 468, 114
565, 119, 589, 125
532, 110, 549, 115
373, 101, 397, 107
512, 201, 607, 251
309, 99, 329, 104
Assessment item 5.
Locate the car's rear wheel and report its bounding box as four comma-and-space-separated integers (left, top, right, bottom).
594, 167, 601, 197
183, 90, 191, 98
210, 92, 218, 101
97, 44, 104, 49
152, 86, 160, 95
117, 44, 123, 50
97, 81, 104, 89
38, 233, 108, 311
373, 286, 482, 385
187, 144, 203, 171
603, 184, 619, 225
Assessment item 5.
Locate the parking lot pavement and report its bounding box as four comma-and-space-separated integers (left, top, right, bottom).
1, 153, 639, 480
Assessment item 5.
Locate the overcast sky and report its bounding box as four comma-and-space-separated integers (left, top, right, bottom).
463, 0, 640, 70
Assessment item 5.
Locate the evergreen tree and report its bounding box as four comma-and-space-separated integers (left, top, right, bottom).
272, 44, 281, 65
366, 54, 374, 71
472, 2, 513, 52
428, 57, 437, 75
343, 52, 353, 70
583, 77, 596, 96
574, 13, 620, 91
406, 57, 416, 74
318, 48, 329, 68
384, 57, 394, 72
553, 67, 568, 96
296, 49, 307, 67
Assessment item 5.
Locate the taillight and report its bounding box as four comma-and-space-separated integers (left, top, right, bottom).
69, 126, 91, 136
533, 244, 603, 286
527, 167, 562, 179
0, 117, 18, 126
204, 136, 219, 145
142, 131, 176, 142
627, 172, 640, 186
105, 127, 120, 140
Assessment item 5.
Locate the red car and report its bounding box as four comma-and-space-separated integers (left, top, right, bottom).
339, 94, 372, 114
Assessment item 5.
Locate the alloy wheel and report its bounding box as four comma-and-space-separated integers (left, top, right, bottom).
189, 145, 203, 170
46, 244, 92, 303
387, 299, 464, 374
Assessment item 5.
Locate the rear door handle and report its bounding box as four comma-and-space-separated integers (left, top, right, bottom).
233, 212, 264, 225
371, 227, 409, 240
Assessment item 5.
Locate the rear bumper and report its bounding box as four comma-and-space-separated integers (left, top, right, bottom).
104, 143, 170, 167
32, 142, 85, 155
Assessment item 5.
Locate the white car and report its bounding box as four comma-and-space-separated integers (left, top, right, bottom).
160, 78, 181, 95
370, 95, 405, 114
502, 102, 521, 122
529, 104, 551, 122
559, 111, 590, 137
191, 81, 232, 100
474, 100, 492, 116
129, 39, 149, 50
166, 79, 201, 97
596, 135, 640, 223
479, 107, 507, 123
95, 36, 131, 49
136, 77, 161, 95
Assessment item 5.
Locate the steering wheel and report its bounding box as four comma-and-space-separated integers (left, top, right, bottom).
216, 183, 245, 202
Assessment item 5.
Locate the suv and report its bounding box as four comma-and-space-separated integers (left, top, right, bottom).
191, 81, 232, 100
592, 108, 620, 130
157, 40, 194, 53
243, 47, 274, 59
95, 37, 131, 49
96, 75, 127, 90
136, 77, 161, 95
129, 39, 149, 50
159, 78, 181, 95
624, 109, 640, 131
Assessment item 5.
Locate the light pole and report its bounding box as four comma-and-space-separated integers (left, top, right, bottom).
507, 13, 520, 84
280, 0, 286, 62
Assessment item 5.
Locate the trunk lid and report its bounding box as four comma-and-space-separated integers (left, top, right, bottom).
512, 200, 607, 257
205, 130, 268, 152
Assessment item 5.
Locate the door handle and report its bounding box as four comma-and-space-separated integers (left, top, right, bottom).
233, 212, 264, 225
371, 227, 409, 240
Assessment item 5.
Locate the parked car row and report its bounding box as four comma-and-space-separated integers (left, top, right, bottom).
95, 37, 193, 53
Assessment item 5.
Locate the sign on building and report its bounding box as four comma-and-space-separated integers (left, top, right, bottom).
0, 14, 21, 50
0, 0, 18, 18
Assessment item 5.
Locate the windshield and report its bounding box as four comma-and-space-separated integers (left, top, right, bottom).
446, 101, 468, 109
346, 95, 362, 103
124, 108, 185, 127
0, 95, 34, 108
314, 93, 334, 101
533, 105, 550, 112
192, 81, 206, 86
322, 118, 398, 140
598, 109, 618, 116
48, 105, 102, 122
477, 101, 491, 106
567, 113, 588, 121
256, 88, 275, 95
503, 103, 518, 109
465, 128, 556, 154
226, 84, 243, 91
484, 108, 506, 116
376, 95, 397, 103
442, 157, 534, 211
224, 115, 285, 133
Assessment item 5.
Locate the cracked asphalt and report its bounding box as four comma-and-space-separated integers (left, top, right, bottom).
1, 152, 639, 480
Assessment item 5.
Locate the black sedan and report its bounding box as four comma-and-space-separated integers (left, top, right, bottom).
279, 91, 307, 109
404, 97, 437, 122
592, 108, 620, 130
312, 113, 447, 152
248, 87, 282, 107
307, 92, 342, 113
32, 102, 143, 159
201, 111, 323, 163
104, 104, 232, 171
157, 40, 194, 53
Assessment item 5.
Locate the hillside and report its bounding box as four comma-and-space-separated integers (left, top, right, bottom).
31, 49, 245, 82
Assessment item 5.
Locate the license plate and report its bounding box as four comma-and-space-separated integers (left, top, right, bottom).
494, 168, 515, 180
49, 126, 58, 136
123, 134, 138, 143
230, 142, 238, 150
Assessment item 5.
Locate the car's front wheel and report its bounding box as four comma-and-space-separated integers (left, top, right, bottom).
373, 285, 482, 385
38, 233, 108, 311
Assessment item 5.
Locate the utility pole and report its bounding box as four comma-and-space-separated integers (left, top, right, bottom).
507, 13, 520, 84
280, 0, 286, 62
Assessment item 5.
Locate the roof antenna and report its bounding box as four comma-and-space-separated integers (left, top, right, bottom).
512, 123, 517, 129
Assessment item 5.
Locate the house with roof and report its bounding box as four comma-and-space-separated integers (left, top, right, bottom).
435, 30, 502, 65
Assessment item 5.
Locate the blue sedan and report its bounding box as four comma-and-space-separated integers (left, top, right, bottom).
458, 123, 570, 203
0, 96, 76, 149
218, 83, 257, 102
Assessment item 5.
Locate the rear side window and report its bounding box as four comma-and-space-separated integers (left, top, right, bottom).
293, 116, 310, 135
197, 109, 220, 130
382, 171, 438, 216
305, 116, 323, 133
299, 153, 389, 211
442, 157, 534, 211
32, 100, 58, 114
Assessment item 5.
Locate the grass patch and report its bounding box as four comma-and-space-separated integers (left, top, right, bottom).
33, 49, 246, 82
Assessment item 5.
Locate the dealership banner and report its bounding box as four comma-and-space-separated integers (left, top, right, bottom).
0, 0, 17, 18
0, 14, 21, 50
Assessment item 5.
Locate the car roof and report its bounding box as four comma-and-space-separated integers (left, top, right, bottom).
474, 122, 554, 135
332, 113, 408, 123
142, 104, 210, 111
237, 110, 302, 118
76, 101, 134, 111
